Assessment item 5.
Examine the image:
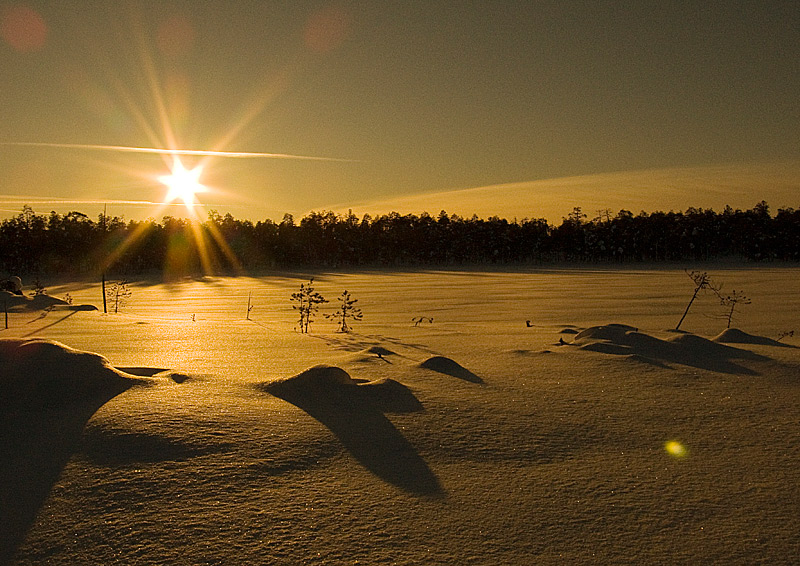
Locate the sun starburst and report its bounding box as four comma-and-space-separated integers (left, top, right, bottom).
158, 158, 206, 208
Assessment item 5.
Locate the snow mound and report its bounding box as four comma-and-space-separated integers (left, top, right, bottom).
261, 366, 438, 495
363, 345, 397, 356
419, 356, 483, 384
573, 323, 638, 341
559, 327, 580, 334
263, 365, 422, 413
348, 345, 400, 365
572, 324, 768, 374
0, 338, 143, 408
267, 365, 356, 391
713, 328, 797, 348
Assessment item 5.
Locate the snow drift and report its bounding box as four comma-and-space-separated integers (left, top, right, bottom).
0, 338, 145, 408
419, 355, 483, 383
1, 289, 97, 312
571, 324, 770, 374
713, 328, 798, 348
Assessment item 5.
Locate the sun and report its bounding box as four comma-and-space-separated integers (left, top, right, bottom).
159, 157, 206, 208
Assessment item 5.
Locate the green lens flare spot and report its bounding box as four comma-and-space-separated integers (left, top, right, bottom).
664, 440, 688, 458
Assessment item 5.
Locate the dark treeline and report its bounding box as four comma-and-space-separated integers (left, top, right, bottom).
2, 201, 799, 276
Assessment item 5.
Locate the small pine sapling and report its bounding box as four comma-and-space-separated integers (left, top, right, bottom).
675, 270, 719, 331
718, 289, 751, 329
290, 278, 327, 333
106, 280, 132, 313
326, 290, 363, 332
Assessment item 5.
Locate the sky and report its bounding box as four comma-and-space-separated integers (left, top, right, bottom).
1, 1, 798, 223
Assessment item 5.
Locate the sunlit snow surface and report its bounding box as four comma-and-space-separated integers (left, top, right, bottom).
2, 267, 799, 565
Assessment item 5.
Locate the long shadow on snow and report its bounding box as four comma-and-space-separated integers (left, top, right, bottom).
0, 339, 142, 565
259, 366, 444, 497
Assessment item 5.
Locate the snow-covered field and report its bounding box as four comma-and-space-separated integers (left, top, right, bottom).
2, 267, 799, 565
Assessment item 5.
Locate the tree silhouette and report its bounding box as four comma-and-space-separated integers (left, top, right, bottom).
290, 278, 327, 333
718, 289, 751, 329
326, 290, 363, 332
106, 280, 132, 313
2, 202, 798, 274
676, 271, 719, 331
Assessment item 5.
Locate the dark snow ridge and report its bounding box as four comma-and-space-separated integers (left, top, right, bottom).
418, 356, 484, 384
570, 324, 772, 374
1, 290, 97, 312
713, 328, 799, 348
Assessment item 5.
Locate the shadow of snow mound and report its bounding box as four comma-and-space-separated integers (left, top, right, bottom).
260, 366, 441, 496
624, 353, 671, 368
713, 328, 799, 348
419, 356, 484, 384
0, 338, 145, 564
81, 427, 232, 465
573, 324, 768, 375
357, 377, 424, 412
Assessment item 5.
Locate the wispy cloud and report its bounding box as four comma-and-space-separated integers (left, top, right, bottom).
0, 195, 161, 206
330, 162, 800, 222
0, 142, 358, 162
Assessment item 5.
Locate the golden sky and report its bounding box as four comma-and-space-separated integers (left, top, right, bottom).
1, 1, 798, 222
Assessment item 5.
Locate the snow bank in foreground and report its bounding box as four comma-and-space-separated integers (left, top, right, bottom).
0, 338, 143, 408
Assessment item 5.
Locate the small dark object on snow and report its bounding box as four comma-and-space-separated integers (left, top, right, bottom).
412, 316, 433, 327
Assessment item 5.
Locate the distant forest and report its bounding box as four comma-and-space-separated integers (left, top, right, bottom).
2, 201, 799, 276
